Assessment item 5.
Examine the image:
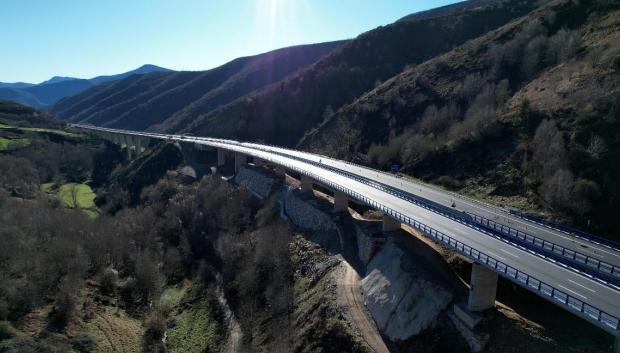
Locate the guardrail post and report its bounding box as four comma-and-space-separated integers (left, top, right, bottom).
333, 190, 348, 212
468, 263, 498, 311
382, 213, 401, 232
300, 175, 313, 193
234, 152, 247, 173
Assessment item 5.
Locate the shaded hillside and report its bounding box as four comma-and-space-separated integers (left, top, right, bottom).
184, 0, 542, 146
0, 65, 170, 108
0, 100, 64, 128
51, 42, 347, 132
302, 0, 620, 239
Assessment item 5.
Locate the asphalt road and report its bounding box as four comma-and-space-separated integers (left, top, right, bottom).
72, 125, 620, 334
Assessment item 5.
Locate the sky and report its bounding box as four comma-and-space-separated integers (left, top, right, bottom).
0, 0, 460, 84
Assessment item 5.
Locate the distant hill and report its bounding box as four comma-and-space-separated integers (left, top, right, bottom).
39, 76, 78, 85
184, 0, 541, 146
0, 82, 34, 89
50, 42, 348, 131
0, 64, 171, 108
0, 100, 63, 128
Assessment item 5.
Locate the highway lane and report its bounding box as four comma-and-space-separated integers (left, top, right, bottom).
76, 126, 620, 274
73, 125, 620, 333
203, 137, 620, 325
233, 142, 620, 266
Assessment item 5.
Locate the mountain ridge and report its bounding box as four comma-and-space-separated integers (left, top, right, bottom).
0, 64, 172, 108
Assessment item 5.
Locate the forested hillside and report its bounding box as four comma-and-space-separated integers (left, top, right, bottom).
301, 0, 620, 239
184, 0, 541, 146
51, 41, 347, 132
0, 103, 375, 353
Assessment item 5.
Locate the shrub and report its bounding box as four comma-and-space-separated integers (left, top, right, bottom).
436, 175, 464, 190
100, 268, 118, 295
71, 331, 95, 353
0, 321, 15, 340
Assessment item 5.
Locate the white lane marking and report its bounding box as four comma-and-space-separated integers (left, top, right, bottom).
558, 284, 588, 300
567, 279, 596, 293
487, 251, 507, 261
500, 249, 520, 258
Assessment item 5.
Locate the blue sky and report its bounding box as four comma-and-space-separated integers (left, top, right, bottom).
0, 0, 459, 83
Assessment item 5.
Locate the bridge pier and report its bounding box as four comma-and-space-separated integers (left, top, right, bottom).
333, 190, 348, 212
254, 158, 265, 167
234, 152, 247, 173
382, 213, 401, 232
217, 148, 226, 167
615, 336, 620, 353
275, 165, 286, 176
467, 263, 498, 312
300, 175, 313, 193
122, 134, 134, 160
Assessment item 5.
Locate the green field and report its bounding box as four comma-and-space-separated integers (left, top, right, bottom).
58, 183, 96, 209
0, 123, 80, 138
0, 137, 30, 151
41, 182, 100, 218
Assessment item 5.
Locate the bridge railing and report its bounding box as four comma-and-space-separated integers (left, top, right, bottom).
76, 126, 620, 334
79, 126, 620, 284
228, 139, 620, 286
508, 209, 620, 251
259, 154, 620, 335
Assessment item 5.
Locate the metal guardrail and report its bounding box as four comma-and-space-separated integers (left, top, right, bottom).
231, 142, 620, 286
261, 153, 620, 335
79, 126, 620, 283
75, 125, 620, 334
469, 214, 619, 280
508, 210, 620, 251
77, 125, 620, 285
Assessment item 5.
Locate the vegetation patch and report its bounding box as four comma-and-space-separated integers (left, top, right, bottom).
160, 282, 189, 309
166, 295, 225, 353
0, 137, 30, 151
85, 307, 144, 353
42, 182, 101, 218
58, 183, 96, 209
0, 122, 80, 138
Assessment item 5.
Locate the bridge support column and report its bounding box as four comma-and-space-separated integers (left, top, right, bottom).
234, 152, 247, 173
217, 148, 226, 167
333, 191, 348, 212
615, 336, 620, 353
274, 165, 286, 176
467, 263, 498, 312
135, 136, 143, 154
300, 175, 313, 193
122, 135, 134, 160
382, 213, 401, 232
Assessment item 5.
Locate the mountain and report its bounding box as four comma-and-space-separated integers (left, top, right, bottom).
39, 76, 78, 85
0, 82, 34, 89
0, 64, 171, 108
88, 64, 172, 85
301, 0, 620, 238
50, 41, 348, 131
182, 0, 541, 146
